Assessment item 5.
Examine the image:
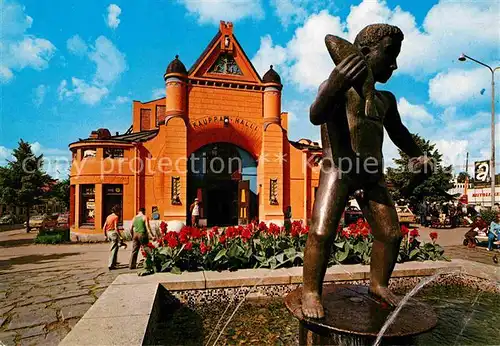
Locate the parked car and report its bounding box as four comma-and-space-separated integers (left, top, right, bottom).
24, 214, 58, 230
57, 212, 69, 228
396, 205, 416, 227
0, 214, 16, 225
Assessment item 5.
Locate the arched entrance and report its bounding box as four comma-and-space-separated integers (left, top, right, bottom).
187, 142, 257, 226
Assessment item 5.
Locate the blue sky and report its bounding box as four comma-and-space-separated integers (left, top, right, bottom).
0, 0, 499, 179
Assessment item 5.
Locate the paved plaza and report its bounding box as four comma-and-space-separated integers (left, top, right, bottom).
0, 226, 498, 345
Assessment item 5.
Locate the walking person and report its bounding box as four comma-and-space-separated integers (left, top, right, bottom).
129, 207, 154, 269
419, 201, 427, 226
104, 205, 122, 270
190, 198, 200, 227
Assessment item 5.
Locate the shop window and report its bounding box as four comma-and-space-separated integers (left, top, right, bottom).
270, 178, 278, 205
80, 185, 95, 225
82, 148, 96, 159
103, 184, 123, 225
171, 177, 181, 205
104, 148, 124, 159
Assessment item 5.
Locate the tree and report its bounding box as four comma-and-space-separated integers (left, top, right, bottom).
386, 134, 455, 206
48, 178, 70, 209
456, 172, 470, 183
0, 140, 51, 232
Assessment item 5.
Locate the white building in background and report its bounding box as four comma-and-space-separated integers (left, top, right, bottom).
448, 177, 499, 207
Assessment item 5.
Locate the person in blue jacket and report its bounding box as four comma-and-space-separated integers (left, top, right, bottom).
488, 213, 500, 251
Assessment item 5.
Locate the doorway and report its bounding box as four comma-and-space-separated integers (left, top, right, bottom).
187, 142, 257, 227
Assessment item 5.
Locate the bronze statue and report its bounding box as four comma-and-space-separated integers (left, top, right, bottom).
302, 24, 433, 319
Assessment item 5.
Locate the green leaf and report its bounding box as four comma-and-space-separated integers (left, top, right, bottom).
159, 247, 173, 257
336, 249, 349, 262
228, 243, 244, 258
409, 248, 420, 259
171, 266, 182, 274
284, 248, 296, 259
276, 253, 285, 264
353, 242, 366, 254
334, 241, 345, 248
214, 248, 227, 261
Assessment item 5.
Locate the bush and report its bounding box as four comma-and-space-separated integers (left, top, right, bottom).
35, 228, 70, 244
141, 220, 448, 274
480, 209, 497, 224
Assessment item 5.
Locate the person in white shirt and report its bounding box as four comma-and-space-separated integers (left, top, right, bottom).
190, 198, 200, 227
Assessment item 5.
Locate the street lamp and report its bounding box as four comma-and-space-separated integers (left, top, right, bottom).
459, 53, 500, 207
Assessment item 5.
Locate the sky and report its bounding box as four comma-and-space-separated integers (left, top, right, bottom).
0, 0, 499, 179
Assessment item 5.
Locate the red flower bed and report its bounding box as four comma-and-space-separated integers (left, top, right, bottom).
142, 219, 446, 273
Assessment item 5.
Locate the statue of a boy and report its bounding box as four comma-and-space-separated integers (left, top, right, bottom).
302, 24, 433, 319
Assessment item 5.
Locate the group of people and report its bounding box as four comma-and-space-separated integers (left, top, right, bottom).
103, 205, 155, 270
464, 213, 500, 251
418, 201, 470, 228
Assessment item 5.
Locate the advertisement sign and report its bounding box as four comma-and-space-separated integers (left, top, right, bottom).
105, 186, 122, 196
474, 160, 490, 183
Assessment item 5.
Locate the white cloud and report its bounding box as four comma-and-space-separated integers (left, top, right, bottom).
33, 84, 47, 107
0, 66, 14, 83
106, 4, 122, 29
251, 35, 287, 78
253, 0, 500, 91
285, 10, 344, 90
284, 100, 309, 124
31, 142, 71, 179
58, 78, 109, 105
0, 145, 13, 165
152, 88, 164, 99
113, 96, 130, 104
0, 1, 56, 83
66, 34, 88, 56
179, 0, 264, 24
434, 139, 468, 170
89, 36, 127, 85
397, 97, 433, 122
59, 36, 126, 105
270, 0, 308, 28
428, 67, 495, 107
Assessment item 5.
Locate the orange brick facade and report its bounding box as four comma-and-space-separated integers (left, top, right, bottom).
69, 21, 321, 239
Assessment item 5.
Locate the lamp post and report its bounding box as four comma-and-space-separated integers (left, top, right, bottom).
458, 53, 500, 208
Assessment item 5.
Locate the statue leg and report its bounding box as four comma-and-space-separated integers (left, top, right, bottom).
302, 168, 349, 318
358, 183, 402, 306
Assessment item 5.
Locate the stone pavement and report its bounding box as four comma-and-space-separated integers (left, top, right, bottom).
0, 229, 138, 346
0, 226, 496, 346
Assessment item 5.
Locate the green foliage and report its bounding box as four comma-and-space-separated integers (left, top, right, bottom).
456, 172, 470, 184
48, 178, 70, 208
34, 229, 70, 244
0, 140, 51, 231
480, 209, 497, 224
386, 134, 455, 205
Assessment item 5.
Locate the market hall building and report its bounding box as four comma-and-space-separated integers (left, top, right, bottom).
69, 21, 322, 239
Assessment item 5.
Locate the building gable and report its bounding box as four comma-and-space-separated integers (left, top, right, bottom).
188, 21, 262, 85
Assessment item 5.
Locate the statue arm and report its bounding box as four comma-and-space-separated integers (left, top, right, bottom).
383, 92, 423, 158
310, 54, 367, 125
310, 79, 344, 125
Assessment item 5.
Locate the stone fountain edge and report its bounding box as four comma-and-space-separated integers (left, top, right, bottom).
59, 259, 498, 346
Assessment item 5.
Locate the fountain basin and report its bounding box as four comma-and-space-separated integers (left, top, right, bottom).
59, 259, 499, 345
285, 285, 437, 345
